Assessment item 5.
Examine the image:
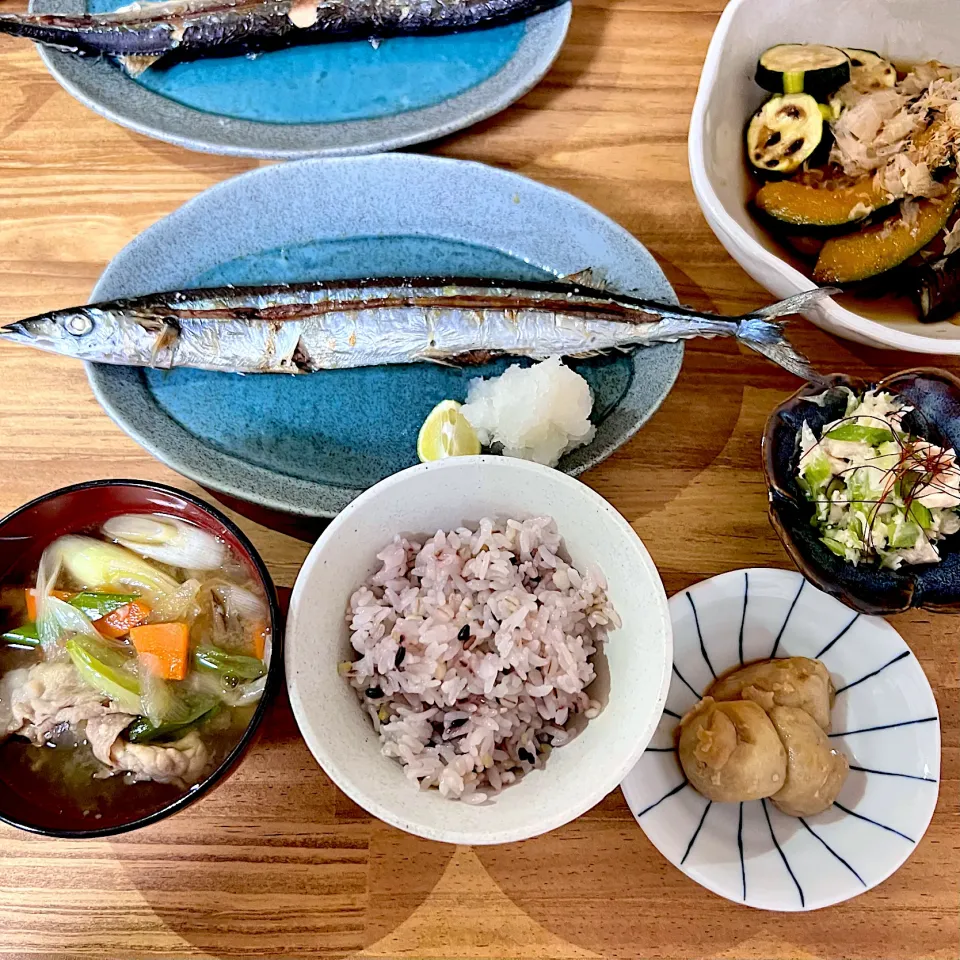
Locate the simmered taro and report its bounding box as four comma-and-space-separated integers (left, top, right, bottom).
677, 698, 787, 802
0, 513, 270, 824
678, 656, 850, 818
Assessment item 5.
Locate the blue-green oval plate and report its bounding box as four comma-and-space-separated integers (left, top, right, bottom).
87, 154, 683, 518
32, 0, 569, 158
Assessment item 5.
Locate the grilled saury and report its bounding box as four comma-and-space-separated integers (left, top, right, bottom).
0, 0, 565, 74
0, 276, 831, 381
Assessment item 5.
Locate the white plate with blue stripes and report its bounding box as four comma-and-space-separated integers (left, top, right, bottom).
621, 567, 940, 912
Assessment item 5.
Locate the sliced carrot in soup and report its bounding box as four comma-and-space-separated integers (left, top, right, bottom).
95, 600, 152, 639
130, 622, 190, 681
25, 588, 72, 620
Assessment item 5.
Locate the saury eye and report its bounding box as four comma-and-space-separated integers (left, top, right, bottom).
65, 314, 94, 336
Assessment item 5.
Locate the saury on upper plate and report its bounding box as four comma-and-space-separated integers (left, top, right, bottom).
0, 276, 831, 381
0, 0, 565, 73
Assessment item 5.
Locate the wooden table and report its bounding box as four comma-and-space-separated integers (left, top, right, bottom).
0, 2, 956, 957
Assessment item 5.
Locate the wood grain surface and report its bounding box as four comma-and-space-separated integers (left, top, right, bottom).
0, 2, 957, 958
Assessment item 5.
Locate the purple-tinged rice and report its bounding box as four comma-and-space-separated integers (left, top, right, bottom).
344, 517, 619, 802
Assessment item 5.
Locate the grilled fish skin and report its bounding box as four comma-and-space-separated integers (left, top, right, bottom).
0, 0, 566, 67
0, 276, 832, 382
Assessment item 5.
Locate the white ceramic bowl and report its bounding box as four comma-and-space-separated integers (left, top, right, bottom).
285, 456, 672, 845
690, 0, 960, 353
622, 569, 940, 912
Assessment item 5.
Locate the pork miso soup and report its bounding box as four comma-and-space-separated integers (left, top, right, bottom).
0, 514, 271, 828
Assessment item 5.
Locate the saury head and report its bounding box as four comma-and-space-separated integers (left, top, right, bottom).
0, 307, 173, 365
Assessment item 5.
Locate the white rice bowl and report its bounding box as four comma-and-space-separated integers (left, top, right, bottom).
285, 457, 672, 845
345, 517, 619, 802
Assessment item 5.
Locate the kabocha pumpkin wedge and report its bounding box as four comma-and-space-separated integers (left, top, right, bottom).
755, 178, 894, 227
813, 184, 960, 284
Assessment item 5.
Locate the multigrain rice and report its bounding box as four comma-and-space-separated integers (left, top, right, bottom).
344, 516, 619, 802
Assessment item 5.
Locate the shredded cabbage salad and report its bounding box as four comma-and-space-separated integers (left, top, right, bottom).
796, 389, 960, 569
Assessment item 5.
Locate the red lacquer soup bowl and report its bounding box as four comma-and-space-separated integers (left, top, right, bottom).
0, 480, 281, 837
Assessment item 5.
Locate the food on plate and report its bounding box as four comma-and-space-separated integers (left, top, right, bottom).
417, 400, 481, 463
745, 44, 960, 321
343, 516, 618, 802
677, 698, 787, 802
707, 656, 834, 731
0, 513, 270, 818
0, 277, 831, 381
0, 0, 565, 75
765, 705, 849, 817
678, 656, 849, 816
460, 357, 596, 467
796, 387, 960, 568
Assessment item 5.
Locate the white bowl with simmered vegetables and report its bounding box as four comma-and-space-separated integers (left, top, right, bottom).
690, 0, 960, 351
0, 480, 279, 837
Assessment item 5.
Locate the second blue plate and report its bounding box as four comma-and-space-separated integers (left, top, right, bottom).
34, 0, 569, 158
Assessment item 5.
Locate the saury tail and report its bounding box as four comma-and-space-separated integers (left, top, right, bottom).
0, 13, 89, 47
751, 286, 840, 321
734, 287, 838, 383
0, 14, 40, 39
0, 12, 172, 58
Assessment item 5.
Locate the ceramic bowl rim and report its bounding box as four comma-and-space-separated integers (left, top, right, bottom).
687, 0, 960, 355
284, 455, 673, 845
0, 478, 282, 839
761, 367, 960, 615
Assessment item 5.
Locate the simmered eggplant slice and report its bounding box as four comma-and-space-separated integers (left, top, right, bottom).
916, 250, 960, 322
756, 43, 850, 96
747, 94, 823, 174
843, 47, 897, 90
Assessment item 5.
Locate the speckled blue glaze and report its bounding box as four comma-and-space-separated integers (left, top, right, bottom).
86, 155, 683, 517
765, 370, 960, 614
87, 0, 523, 124
32, 0, 569, 157
143, 236, 633, 489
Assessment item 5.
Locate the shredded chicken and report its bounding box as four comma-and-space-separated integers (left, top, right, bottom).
0, 662, 122, 745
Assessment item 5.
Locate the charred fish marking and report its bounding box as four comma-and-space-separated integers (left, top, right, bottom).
0, 275, 833, 381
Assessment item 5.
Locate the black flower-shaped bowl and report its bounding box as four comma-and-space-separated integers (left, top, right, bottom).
762, 368, 960, 616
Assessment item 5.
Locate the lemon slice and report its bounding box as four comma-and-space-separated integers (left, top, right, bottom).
417, 400, 481, 462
